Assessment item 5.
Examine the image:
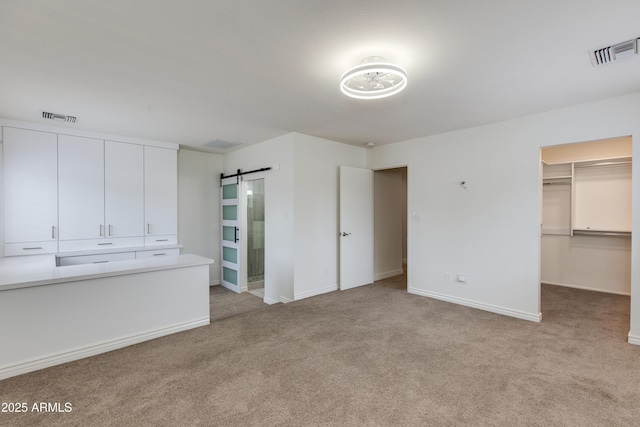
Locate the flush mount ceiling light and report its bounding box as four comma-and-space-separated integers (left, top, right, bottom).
340, 56, 408, 100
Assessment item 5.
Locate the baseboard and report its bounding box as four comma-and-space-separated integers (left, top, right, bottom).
408, 287, 542, 323
209, 279, 221, 286
280, 296, 294, 304
628, 333, 640, 346
263, 296, 279, 305
542, 281, 630, 296
0, 318, 210, 380
294, 285, 338, 301
374, 268, 404, 281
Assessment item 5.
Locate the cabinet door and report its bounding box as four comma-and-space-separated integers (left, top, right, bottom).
144, 147, 177, 237
105, 141, 144, 238
58, 135, 105, 241
3, 127, 58, 244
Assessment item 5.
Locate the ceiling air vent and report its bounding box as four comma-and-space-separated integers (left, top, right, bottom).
42, 111, 77, 123
204, 139, 242, 150
590, 38, 639, 66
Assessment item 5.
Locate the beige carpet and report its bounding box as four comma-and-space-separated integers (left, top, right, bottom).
1, 276, 639, 426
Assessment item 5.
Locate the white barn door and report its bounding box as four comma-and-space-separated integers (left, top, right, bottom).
221, 176, 242, 293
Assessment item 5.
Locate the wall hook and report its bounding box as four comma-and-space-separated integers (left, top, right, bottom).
459, 180, 467, 190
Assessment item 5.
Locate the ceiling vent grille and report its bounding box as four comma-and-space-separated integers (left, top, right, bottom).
590, 38, 639, 66
42, 111, 77, 123
204, 139, 242, 150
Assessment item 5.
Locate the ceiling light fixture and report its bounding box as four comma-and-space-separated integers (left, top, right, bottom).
340, 56, 408, 100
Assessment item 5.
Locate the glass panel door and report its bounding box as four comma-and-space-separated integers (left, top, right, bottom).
221, 176, 241, 293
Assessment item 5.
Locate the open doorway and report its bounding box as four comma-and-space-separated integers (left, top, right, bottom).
540, 137, 632, 324
244, 178, 265, 299
374, 167, 408, 290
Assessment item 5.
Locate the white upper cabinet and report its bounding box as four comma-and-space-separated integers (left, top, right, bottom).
105, 141, 144, 238
144, 146, 177, 244
58, 135, 105, 241
2, 123, 178, 256
3, 127, 58, 254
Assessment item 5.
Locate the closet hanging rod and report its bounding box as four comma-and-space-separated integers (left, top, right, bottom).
572, 229, 631, 237
543, 181, 571, 185
574, 160, 632, 168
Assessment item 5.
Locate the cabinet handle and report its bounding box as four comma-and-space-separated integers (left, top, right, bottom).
93, 261, 108, 264
153, 253, 166, 256
23, 247, 43, 250
156, 239, 169, 242
100, 224, 104, 237
147, 223, 151, 234
52, 226, 55, 239
108, 224, 112, 236
97, 243, 113, 246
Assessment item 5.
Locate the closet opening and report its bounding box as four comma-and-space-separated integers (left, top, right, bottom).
374, 166, 408, 290
540, 136, 632, 328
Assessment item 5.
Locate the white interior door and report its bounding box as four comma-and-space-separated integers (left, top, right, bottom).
339, 166, 374, 290
221, 176, 242, 293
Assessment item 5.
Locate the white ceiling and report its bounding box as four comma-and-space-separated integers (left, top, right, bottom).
1, 1, 639, 153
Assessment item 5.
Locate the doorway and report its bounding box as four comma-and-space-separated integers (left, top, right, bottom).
540, 137, 632, 320
373, 167, 408, 290
244, 178, 265, 299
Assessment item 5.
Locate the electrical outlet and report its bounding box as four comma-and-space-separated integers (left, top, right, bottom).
444, 272, 452, 282
457, 274, 467, 283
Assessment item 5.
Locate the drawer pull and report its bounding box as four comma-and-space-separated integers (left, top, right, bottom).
153, 253, 167, 256
155, 239, 169, 242
97, 243, 113, 246
93, 261, 109, 264
23, 247, 43, 250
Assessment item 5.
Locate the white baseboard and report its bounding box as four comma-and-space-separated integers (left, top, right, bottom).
408, 287, 542, 323
294, 285, 338, 301
542, 281, 630, 296
374, 268, 404, 281
628, 333, 640, 346
0, 318, 210, 380
263, 296, 279, 305
209, 279, 221, 286
280, 296, 294, 304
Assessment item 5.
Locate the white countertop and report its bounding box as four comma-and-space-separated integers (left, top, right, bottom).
0, 253, 214, 291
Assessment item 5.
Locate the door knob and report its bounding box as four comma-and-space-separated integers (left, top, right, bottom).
341, 232, 351, 237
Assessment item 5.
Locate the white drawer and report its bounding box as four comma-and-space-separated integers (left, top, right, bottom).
135, 248, 180, 259
59, 237, 144, 253
144, 235, 177, 246
57, 251, 135, 266
4, 241, 58, 256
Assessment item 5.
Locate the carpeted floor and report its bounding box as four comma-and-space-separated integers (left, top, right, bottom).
1, 274, 639, 426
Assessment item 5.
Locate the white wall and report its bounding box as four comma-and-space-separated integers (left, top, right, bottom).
177, 149, 223, 283
223, 132, 366, 303
369, 92, 640, 333
224, 133, 296, 303
374, 168, 404, 280
541, 235, 631, 294
292, 133, 365, 300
